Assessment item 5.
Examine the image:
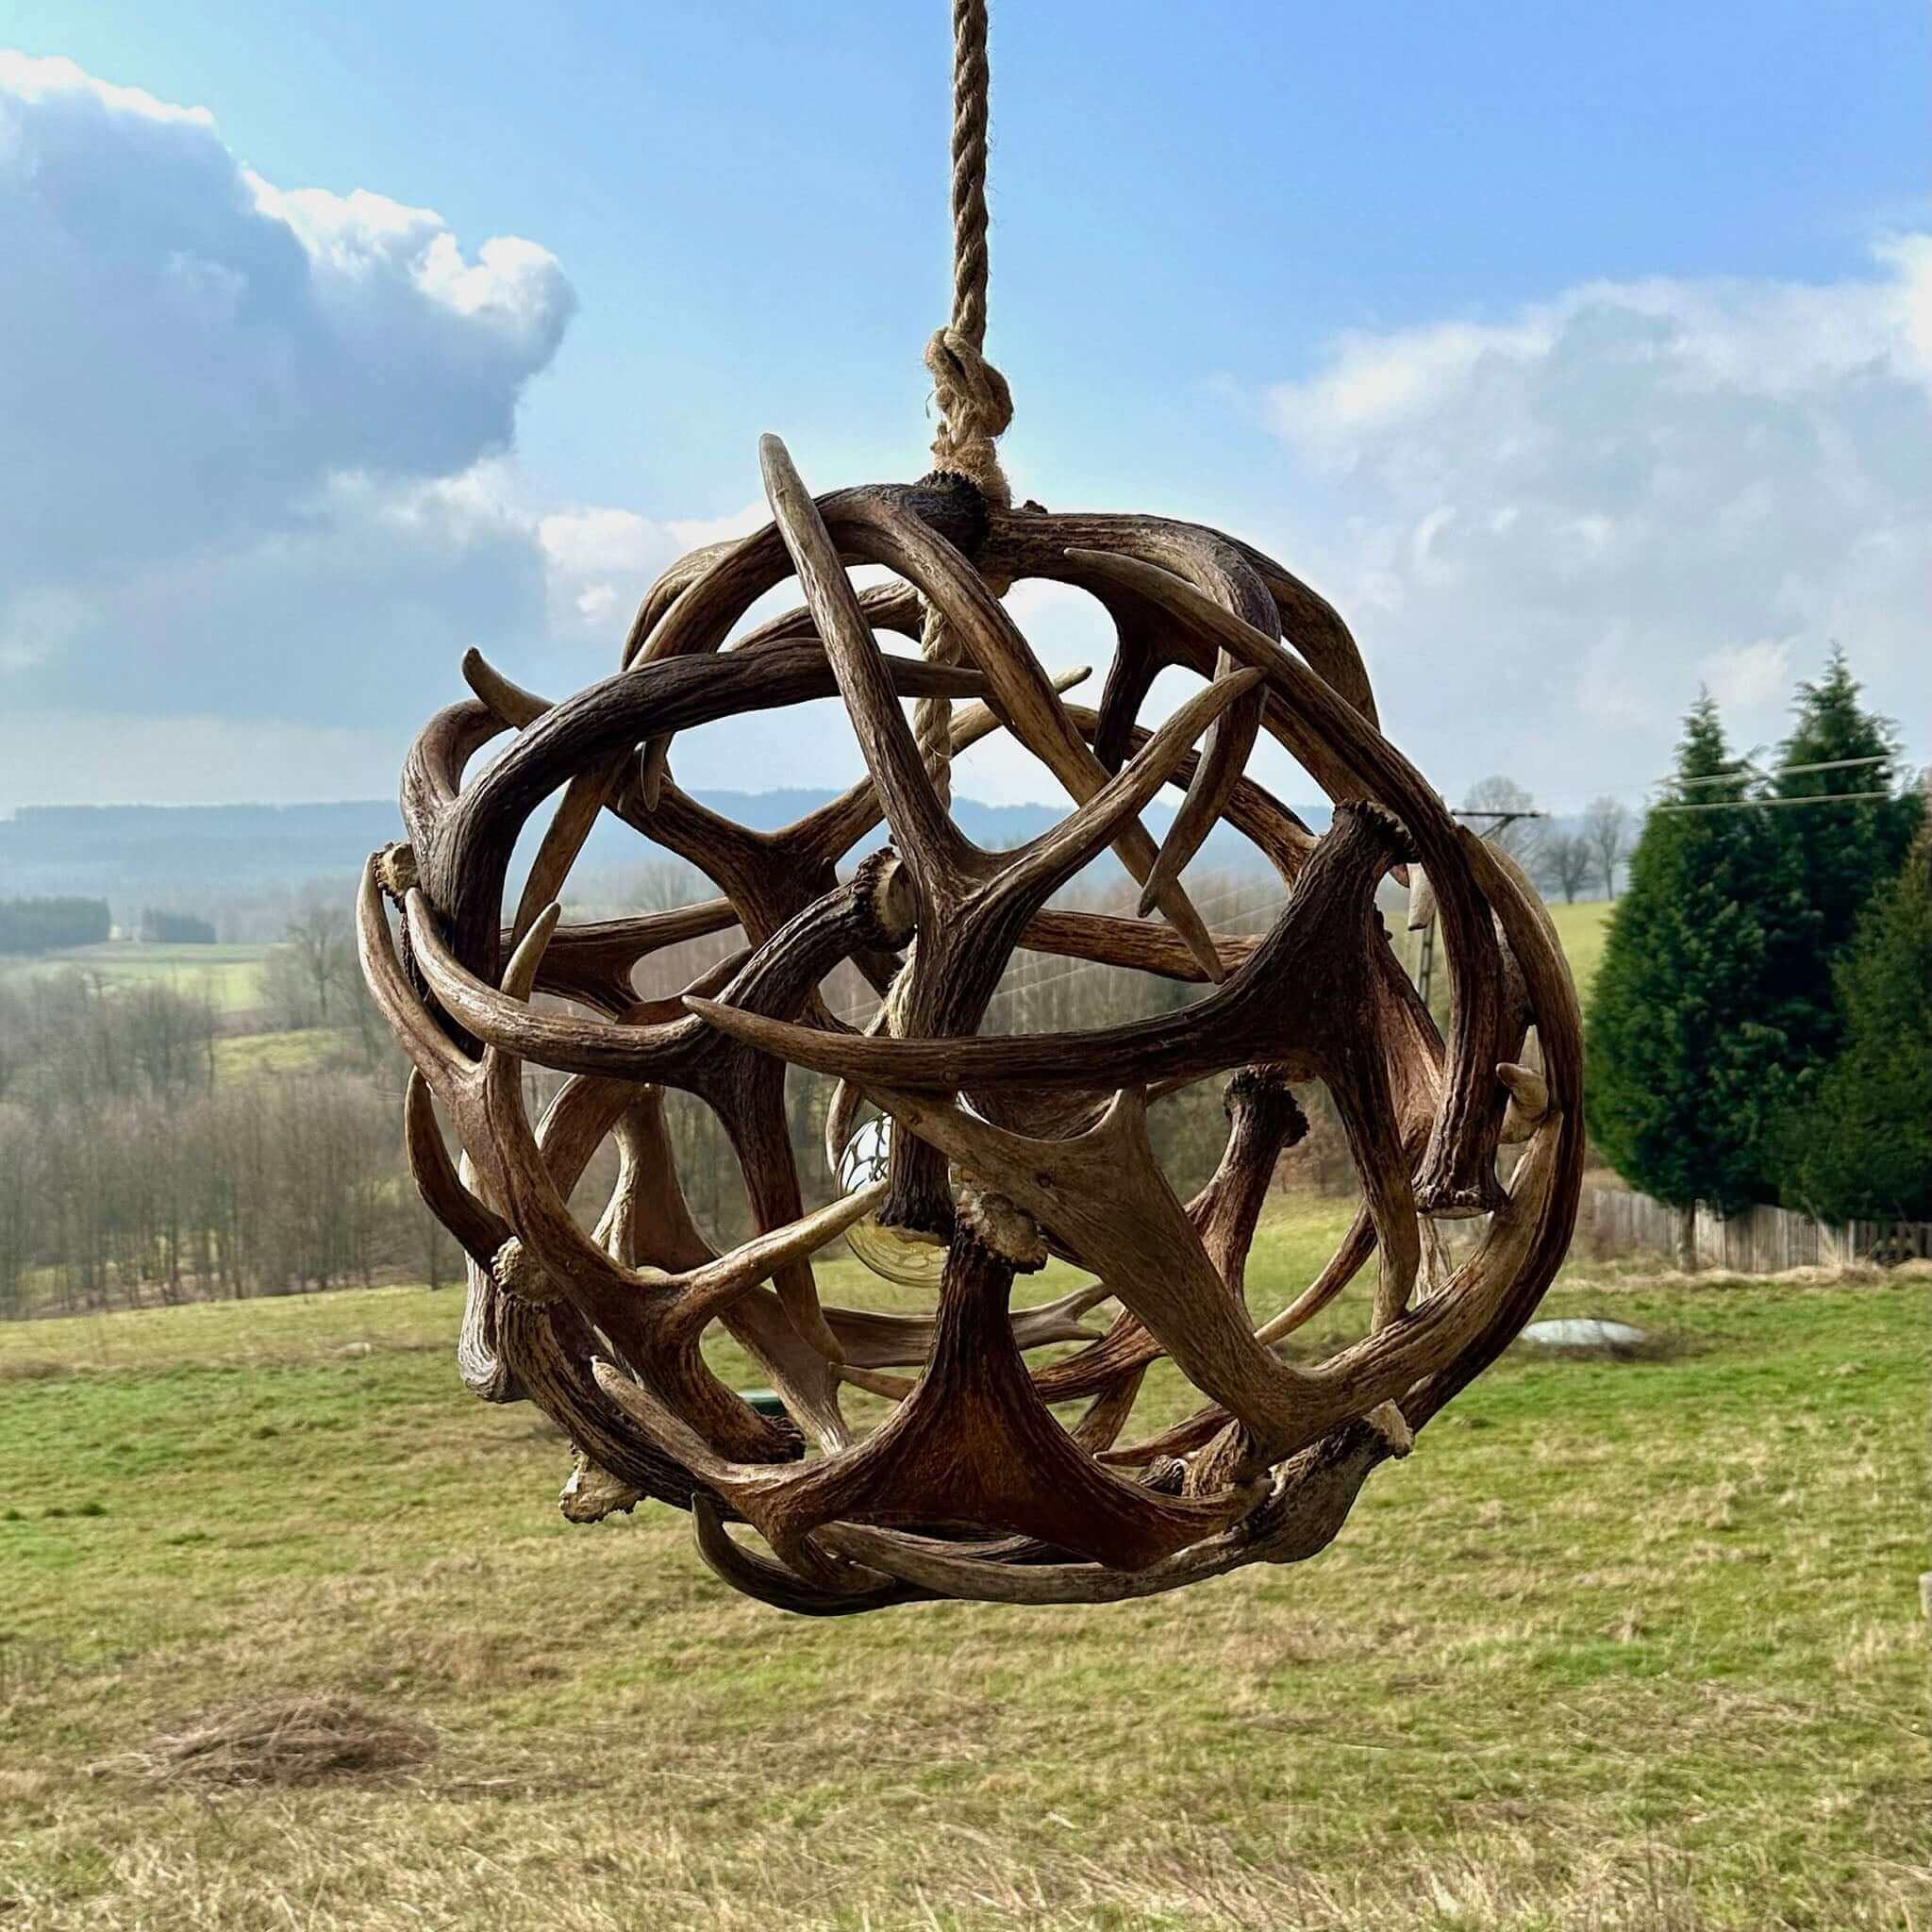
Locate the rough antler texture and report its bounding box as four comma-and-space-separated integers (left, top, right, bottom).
358, 438, 1583, 1614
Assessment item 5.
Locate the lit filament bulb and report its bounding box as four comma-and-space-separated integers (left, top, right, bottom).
835, 1115, 948, 1288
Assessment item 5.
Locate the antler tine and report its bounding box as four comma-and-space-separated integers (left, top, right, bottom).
1104, 536, 1278, 920
1090, 618, 1163, 776
402, 1068, 506, 1269
406, 888, 698, 1081
789, 664, 1091, 874
1324, 1041, 1422, 1334
836, 490, 1230, 982
1062, 547, 1508, 1215
625, 538, 750, 663
402, 1072, 525, 1406
399, 699, 504, 857
821, 1280, 1111, 1372
759, 434, 974, 893
510, 764, 624, 950
667, 1183, 887, 1335
1017, 908, 1257, 985
629, 473, 997, 806
1251, 1205, 1376, 1346
729, 580, 927, 655
1059, 699, 1317, 885
1498, 1056, 1550, 1142
355, 858, 470, 1089
1224, 535, 1380, 725
1135, 659, 1265, 917
691, 1497, 927, 1616
462, 647, 550, 728
519, 900, 741, 1017
984, 669, 1263, 923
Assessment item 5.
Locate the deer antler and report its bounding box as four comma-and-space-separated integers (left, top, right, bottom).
357, 436, 1582, 1616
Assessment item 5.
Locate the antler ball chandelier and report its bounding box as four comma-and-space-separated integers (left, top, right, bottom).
357, 1, 1582, 1614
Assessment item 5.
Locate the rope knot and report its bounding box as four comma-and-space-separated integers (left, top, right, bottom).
924, 325, 1012, 508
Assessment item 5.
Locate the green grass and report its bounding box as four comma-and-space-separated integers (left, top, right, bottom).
210, 1026, 344, 1078
0, 941, 269, 1011
0, 1201, 1924, 1931
1545, 898, 1613, 997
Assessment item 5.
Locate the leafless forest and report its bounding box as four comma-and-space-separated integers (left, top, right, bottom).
0, 864, 1337, 1318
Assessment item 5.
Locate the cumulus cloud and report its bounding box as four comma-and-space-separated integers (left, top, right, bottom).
536, 500, 765, 638
0, 51, 613, 795
1262, 238, 1932, 805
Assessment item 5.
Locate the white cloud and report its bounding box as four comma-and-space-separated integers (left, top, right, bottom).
1260, 239, 1932, 805
1700, 639, 1793, 711
0, 51, 593, 764
534, 500, 765, 646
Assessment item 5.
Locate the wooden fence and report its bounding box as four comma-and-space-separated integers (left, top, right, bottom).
1586, 1187, 1932, 1273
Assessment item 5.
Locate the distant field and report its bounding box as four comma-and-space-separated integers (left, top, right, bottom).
0, 941, 269, 1011
1, 1199, 1924, 1931
210, 1026, 342, 1079
1545, 896, 1612, 996
1396, 897, 1613, 1007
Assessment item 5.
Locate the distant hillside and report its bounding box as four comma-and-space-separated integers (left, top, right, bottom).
0, 793, 1328, 903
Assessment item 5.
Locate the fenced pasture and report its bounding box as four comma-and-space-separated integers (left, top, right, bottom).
1, 1201, 1924, 1931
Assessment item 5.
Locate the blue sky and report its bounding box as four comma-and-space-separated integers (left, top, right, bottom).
2, 3, 1927, 815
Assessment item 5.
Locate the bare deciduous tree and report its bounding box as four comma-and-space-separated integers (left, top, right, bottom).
266, 907, 357, 1029
1460, 774, 1544, 872
1584, 795, 1630, 900
1541, 833, 1593, 905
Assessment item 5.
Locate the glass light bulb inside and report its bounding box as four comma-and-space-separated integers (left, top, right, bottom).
835, 1115, 949, 1289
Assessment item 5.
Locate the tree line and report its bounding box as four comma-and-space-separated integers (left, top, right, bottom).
1586, 649, 1927, 1253
0, 864, 1284, 1318
0, 968, 426, 1315
0, 896, 111, 954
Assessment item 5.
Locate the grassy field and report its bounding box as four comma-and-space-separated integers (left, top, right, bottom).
209, 1025, 344, 1079
0, 941, 269, 1011
1395, 899, 1611, 1008
1545, 899, 1613, 997
1, 1199, 1924, 1931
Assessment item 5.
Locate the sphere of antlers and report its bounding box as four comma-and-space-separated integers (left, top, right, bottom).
357, 435, 1583, 1615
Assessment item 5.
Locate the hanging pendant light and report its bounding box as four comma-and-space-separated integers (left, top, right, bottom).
834, 1115, 949, 1289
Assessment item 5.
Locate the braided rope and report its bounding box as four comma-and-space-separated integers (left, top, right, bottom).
914, 0, 1013, 813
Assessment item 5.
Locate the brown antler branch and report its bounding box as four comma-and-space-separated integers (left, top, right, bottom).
357, 435, 1581, 1617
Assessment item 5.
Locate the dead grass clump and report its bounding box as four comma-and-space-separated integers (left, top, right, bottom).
0, 1357, 75, 1383
135, 1693, 435, 1788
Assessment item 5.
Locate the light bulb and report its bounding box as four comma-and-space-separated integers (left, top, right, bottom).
835, 1115, 949, 1289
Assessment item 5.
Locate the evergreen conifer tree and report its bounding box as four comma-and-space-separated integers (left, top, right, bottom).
1586, 696, 1795, 1258
1763, 647, 1922, 1077
1777, 816, 1932, 1224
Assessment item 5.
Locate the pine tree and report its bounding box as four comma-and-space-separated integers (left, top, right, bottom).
1586, 697, 1797, 1256
1764, 647, 1923, 1072
1750, 649, 1924, 1204
1776, 819, 1932, 1224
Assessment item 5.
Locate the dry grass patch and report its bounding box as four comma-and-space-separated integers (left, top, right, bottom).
123, 1694, 436, 1790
